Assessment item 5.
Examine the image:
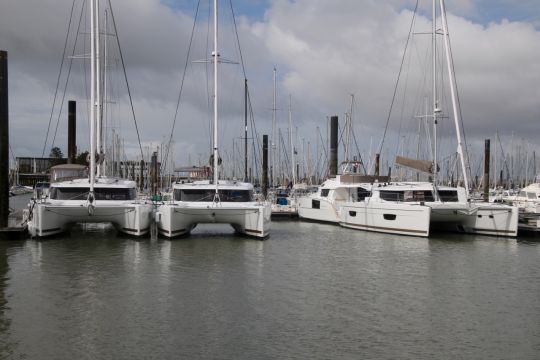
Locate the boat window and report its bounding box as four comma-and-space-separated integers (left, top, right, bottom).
94, 188, 136, 200
50, 187, 136, 200
312, 199, 320, 209
320, 189, 330, 197
50, 187, 89, 200
174, 189, 253, 202
404, 190, 435, 202
35, 182, 50, 189
357, 187, 371, 201
527, 192, 536, 200
519, 191, 526, 197
438, 190, 459, 202
379, 191, 404, 202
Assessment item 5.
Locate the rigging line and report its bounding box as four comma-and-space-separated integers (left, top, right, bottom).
377, 0, 419, 157
350, 124, 367, 174
41, 0, 77, 158
163, 0, 201, 171
229, 0, 247, 79
51, 1, 86, 152
8, 143, 16, 163
107, 0, 145, 162
248, 88, 261, 179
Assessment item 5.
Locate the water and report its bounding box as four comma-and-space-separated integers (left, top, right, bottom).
1, 197, 540, 359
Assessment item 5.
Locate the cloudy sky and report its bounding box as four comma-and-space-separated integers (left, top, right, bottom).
1, 0, 539, 177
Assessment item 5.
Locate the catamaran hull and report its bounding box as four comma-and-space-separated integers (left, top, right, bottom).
429, 203, 518, 237
157, 203, 271, 239
25, 202, 153, 237
340, 202, 431, 237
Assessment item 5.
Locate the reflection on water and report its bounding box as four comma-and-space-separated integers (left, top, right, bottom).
0, 222, 539, 359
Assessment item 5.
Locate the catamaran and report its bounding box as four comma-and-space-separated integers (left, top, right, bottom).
25, 0, 152, 237
156, 0, 271, 239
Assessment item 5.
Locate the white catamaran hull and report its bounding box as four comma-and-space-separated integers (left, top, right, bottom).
340, 201, 431, 237
26, 201, 153, 237
429, 203, 518, 237
157, 202, 271, 239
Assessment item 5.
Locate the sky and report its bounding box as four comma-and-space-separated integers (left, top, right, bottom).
1, 0, 539, 179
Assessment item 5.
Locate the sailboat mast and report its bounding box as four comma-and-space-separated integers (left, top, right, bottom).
272, 68, 276, 188
244, 78, 248, 182
213, 0, 219, 193
288, 95, 295, 185
95, 0, 102, 177
439, 0, 470, 194
432, 0, 438, 185
89, 0, 96, 193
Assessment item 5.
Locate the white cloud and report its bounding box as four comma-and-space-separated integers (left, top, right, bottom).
1, 0, 539, 174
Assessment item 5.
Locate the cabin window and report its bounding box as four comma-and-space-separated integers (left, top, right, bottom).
383, 214, 397, 220
50, 187, 89, 200
49, 187, 136, 200
349, 211, 356, 217
519, 191, 526, 197
438, 190, 459, 202
379, 191, 404, 202
94, 188, 136, 200
174, 189, 253, 202
401, 190, 435, 202
527, 192, 536, 200
320, 189, 330, 197
312, 199, 320, 209
357, 188, 371, 201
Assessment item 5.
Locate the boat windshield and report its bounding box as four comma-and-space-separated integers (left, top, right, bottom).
50, 187, 136, 200
174, 189, 253, 202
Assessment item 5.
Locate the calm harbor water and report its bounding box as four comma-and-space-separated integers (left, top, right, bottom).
1, 196, 540, 359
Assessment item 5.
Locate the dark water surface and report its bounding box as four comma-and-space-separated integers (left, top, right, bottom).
1, 198, 540, 359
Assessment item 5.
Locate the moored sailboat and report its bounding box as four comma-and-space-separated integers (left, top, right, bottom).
156, 0, 271, 239
24, 0, 152, 237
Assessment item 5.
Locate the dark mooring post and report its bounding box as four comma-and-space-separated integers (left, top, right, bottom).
483, 139, 490, 202
262, 135, 269, 199
329, 115, 338, 177
375, 153, 380, 176
151, 152, 158, 195
139, 159, 145, 192
0, 51, 9, 228
67, 100, 76, 164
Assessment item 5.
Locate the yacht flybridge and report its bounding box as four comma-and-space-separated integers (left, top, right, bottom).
24, 0, 152, 237
156, 0, 271, 239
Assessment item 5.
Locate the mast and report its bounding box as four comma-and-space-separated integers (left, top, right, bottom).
288, 95, 295, 185
89, 0, 96, 193
272, 67, 276, 188
212, 0, 219, 197
103, 8, 108, 176
244, 78, 248, 182
95, 0, 102, 177
432, 0, 439, 185
439, 0, 470, 193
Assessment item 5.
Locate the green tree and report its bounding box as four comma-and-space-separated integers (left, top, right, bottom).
49, 146, 64, 158
75, 151, 89, 165
49, 146, 64, 166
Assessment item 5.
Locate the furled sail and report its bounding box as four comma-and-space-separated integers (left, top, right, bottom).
395, 156, 437, 174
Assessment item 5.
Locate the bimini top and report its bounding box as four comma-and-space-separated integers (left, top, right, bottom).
50, 164, 88, 183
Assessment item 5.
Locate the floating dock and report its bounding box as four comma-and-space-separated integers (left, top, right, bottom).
0, 209, 27, 240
